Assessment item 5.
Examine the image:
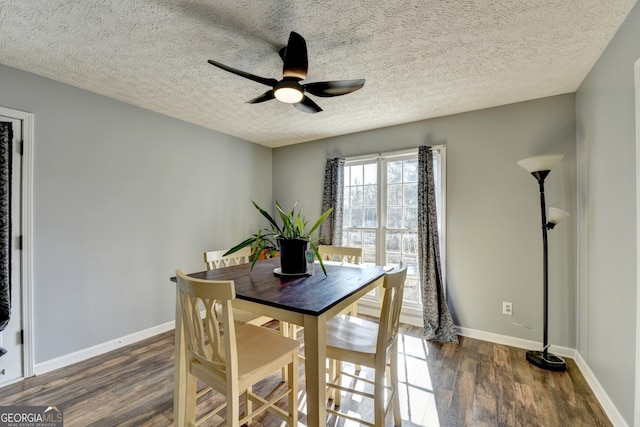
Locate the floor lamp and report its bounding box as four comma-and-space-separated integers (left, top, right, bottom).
517, 154, 569, 372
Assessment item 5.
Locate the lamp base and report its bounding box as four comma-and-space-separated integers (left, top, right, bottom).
526, 350, 567, 371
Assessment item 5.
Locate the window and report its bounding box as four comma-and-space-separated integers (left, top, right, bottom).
342, 147, 445, 314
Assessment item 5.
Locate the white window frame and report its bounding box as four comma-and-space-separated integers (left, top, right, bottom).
344, 146, 446, 326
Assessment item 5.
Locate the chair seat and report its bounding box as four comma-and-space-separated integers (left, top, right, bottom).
326, 315, 379, 366
191, 324, 299, 391
235, 325, 300, 382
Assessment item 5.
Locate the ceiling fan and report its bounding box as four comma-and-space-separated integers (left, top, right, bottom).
207, 31, 365, 113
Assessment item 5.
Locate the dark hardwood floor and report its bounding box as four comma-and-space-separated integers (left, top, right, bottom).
0, 322, 612, 426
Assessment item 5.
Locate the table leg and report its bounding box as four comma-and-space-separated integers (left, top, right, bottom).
303, 313, 327, 427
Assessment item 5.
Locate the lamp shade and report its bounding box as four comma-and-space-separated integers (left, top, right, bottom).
274, 79, 304, 103
548, 207, 570, 225
274, 87, 304, 103
517, 154, 564, 173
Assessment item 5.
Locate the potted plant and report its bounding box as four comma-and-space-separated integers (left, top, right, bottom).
225, 200, 333, 276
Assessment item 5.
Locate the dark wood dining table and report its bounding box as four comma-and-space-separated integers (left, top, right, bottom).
173, 257, 386, 427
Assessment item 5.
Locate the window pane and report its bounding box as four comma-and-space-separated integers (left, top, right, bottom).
350, 207, 363, 227
404, 207, 418, 229
343, 187, 350, 205
344, 166, 351, 188
402, 232, 418, 254
350, 165, 363, 186
387, 161, 402, 184
387, 207, 402, 228
403, 182, 417, 206
403, 159, 418, 182
362, 230, 377, 264
349, 230, 362, 246
386, 231, 401, 252
350, 186, 363, 206
386, 252, 402, 265
364, 163, 377, 185
387, 184, 402, 206
363, 230, 376, 247
364, 207, 377, 227
364, 185, 377, 205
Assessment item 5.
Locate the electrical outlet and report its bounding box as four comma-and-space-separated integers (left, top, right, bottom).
502, 301, 513, 315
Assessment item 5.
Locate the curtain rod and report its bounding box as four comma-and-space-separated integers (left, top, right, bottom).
344, 144, 445, 162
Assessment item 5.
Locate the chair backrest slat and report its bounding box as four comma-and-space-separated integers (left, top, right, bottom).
204, 247, 251, 270
317, 245, 362, 264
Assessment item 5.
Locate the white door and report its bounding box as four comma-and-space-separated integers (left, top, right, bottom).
0, 115, 23, 386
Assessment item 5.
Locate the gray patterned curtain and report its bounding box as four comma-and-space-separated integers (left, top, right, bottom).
418, 146, 458, 343
0, 122, 12, 338
319, 157, 344, 245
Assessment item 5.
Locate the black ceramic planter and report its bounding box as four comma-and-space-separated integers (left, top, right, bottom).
278, 238, 309, 274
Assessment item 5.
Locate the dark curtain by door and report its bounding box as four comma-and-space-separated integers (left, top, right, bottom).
319, 157, 344, 245
418, 146, 458, 343
0, 122, 12, 334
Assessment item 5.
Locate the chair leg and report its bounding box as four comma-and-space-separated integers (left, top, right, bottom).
225, 384, 240, 427
374, 362, 387, 427
390, 351, 401, 426
245, 386, 253, 425
185, 372, 197, 426
280, 321, 289, 382
334, 360, 342, 408
288, 354, 299, 426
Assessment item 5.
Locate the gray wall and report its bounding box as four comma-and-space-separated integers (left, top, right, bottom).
575, 1, 640, 423
0, 64, 272, 363
273, 94, 577, 348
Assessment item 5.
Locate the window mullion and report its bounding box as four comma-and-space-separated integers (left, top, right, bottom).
377, 157, 386, 268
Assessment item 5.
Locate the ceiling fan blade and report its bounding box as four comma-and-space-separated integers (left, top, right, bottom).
304, 79, 366, 97
247, 90, 275, 104
294, 96, 322, 114
208, 59, 278, 87
282, 31, 308, 80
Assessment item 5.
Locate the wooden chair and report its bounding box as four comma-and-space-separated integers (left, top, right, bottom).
174, 270, 299, 427
204, 247, 273, 326
325, 261, 408, 427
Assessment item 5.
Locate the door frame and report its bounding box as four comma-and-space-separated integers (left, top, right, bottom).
0, 106, 34, 381
634, 58, 640, 427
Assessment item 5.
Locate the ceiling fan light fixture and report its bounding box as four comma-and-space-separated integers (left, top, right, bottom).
274, 79, 304, 103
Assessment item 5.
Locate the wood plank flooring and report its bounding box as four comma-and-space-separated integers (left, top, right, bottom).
0, 322, 612, 426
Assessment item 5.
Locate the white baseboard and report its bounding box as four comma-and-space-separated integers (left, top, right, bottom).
34, 321, 175, 376
457, 326, 628, 427
573, 352, 630, 427
456, 326, 576, 358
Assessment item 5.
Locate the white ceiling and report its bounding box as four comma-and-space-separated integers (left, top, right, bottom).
0, 0, 637, 148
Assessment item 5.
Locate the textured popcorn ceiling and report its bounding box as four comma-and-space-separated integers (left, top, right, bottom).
0, 0, 637, 148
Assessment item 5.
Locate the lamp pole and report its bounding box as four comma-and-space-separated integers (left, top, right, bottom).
527, 171, 559, 369
517, 155, 568, 372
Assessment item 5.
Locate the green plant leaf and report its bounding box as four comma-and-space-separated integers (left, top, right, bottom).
309, 241, 327, 276
223, 236, 257, 256
252, 200, 282, 235
307, 207, 333, 236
